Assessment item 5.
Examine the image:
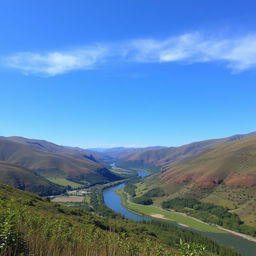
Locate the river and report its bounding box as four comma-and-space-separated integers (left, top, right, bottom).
103, 170, 256, 256
103, 170, 151, 221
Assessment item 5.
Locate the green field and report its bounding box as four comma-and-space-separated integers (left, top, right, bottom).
110, 166, 137, 178
117, 189, 226, 233
47, 177, 82, 188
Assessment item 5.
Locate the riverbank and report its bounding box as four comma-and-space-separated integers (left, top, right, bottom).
116, 188, 224, 233
117, 188, 256, 243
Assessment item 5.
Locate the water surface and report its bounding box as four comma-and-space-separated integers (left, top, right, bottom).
103, 170, 150, 221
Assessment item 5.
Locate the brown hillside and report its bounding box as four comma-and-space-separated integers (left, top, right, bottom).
0, 161, 64, 195
117, 132, 256, 171
0, 137, 120, 185
160, 136, 256, 188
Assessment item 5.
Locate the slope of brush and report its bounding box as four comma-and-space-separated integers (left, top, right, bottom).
0, 137, 120, 186
0, 161, 64, 195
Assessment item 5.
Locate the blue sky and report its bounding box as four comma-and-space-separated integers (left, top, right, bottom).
1, 0, 256, 148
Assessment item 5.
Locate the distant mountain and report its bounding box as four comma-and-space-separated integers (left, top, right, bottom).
116, 132, 256, 171
4, 136, 107, 163
0, 137, 121, 187
0, 161, 64, 195
89, 146, 166, 161
65, 145, 114, 164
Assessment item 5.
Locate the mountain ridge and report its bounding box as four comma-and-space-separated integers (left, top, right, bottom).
116, 132, 256, 171
160, 136, 256, 188
0, 137, 121, 189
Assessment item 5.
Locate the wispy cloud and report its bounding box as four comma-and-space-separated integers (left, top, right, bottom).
4, 46, 108, 76
129, 33, 256, 71
3, 32, 256, 76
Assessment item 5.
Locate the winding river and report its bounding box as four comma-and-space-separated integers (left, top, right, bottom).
103, 170, 151, 221
103, 170, 256, 256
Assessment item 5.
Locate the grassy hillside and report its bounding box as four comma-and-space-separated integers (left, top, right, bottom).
0, 183, 239, 256
6, 136, 110, 164
160, 136, 256, 187
0, 161, 65, 195
116, 132, 256, 171
0, 137, 120, 186
140, 136, 256, 228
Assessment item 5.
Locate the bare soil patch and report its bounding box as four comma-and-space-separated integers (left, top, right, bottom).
52, 196, 84, 203
150, 213, 170, 220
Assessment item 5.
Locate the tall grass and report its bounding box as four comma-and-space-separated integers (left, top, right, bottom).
0, 200, 174, 256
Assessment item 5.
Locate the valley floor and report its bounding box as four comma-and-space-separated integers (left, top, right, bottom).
117, 188, 256, 243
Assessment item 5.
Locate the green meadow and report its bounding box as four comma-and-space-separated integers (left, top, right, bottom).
47, 177, 82, 188
117, 189, 225, 233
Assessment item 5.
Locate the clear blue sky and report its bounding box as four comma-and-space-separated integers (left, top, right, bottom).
1, 0, 256, 148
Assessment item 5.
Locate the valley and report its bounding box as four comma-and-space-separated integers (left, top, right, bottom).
2, 2, 256, 255
0, 132, 256, 256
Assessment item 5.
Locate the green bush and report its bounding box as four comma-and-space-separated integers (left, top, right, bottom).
179, 239, 206, 256
144, 188, 165, 197
133, 196, 153, 205
162, 197, 256, 237
0, 201, 26, 255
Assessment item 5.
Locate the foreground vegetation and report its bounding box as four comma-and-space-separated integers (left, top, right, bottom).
0, 184, 174, 256
0, 183, 241, 256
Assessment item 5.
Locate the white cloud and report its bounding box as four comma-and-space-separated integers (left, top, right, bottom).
221, 35, 256, 70
129, 33, 200, 62
129, 33, 256, 71
3, 32, 256, 76
131, 33, 256, 71
4, 46, 108, 76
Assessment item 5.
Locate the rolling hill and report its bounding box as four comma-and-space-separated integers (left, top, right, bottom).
4, 136, 109, 163
160, 136, 256, 188
0, 161, 64, 195
0, 137, 121, 187
143, 136, 256, 227
116, 132, 256, 171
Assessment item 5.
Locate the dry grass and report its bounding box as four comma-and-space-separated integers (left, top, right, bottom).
51, 196, 84, 203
